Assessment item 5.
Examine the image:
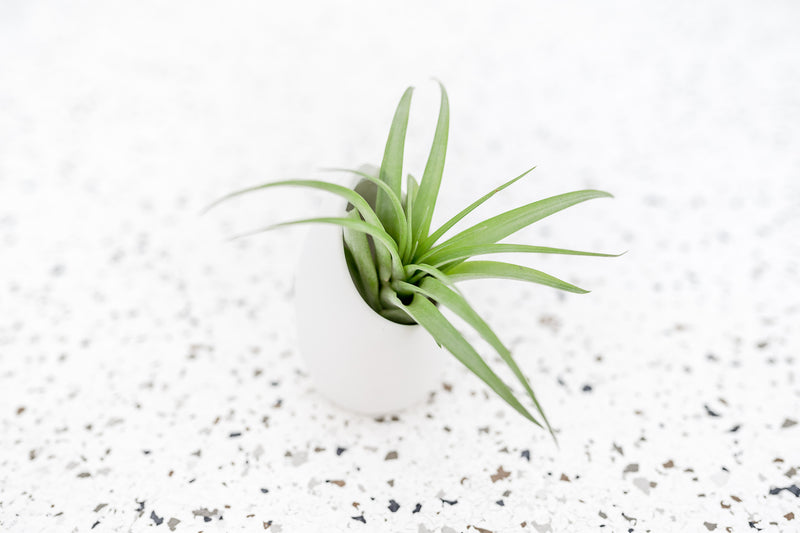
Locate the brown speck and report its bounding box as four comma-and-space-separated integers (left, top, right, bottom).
16, 406, 25, 415
387, 479, 394, 487
782, 418, 797, 428
663, 460, 674, 469
77, 472, 91, 478
730, 495, 742, 502
623, 463, 639, 474
785, 512, 795, 521
559, 473, 570, 482
473, 527, 494, 533
352, 502, 360, 509
785, 467, 797, 478
491, 466, 511, 483
328, 480, 345, 487
29, 449, 37, 461
263, 521, 272, 529
442, 383, 452, 392
385, 451, 398, 461
720, 501, 730, 509
460, 477, 468, 485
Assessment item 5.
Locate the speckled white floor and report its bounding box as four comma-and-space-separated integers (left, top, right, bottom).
1, 1, 799, 532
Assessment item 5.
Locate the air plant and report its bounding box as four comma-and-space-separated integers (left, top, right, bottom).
206, 83, 618, 438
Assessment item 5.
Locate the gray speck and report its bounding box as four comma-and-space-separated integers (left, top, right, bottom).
633, 477, 651, 494
167, 518, 180, 531
291, 451, 308, 466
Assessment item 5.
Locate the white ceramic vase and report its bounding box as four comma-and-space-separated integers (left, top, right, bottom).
294, 179, 444, 415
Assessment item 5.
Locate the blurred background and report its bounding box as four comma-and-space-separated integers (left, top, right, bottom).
1, 1, 798, 532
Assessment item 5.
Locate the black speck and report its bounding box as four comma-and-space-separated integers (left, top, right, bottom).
143, 450, 151, 455
91, 521, 100, 529
352, 514, 366, 523
229, 432, 241, 438
260, 488, 269, 494
412, 503, 421, 513
729, 425, 740, 432
582, 384, 593, 392
150, 511, 163, 525
521, 449, 530, 461
749, 521, 762, 530
336, 447, 346, 456
203, 516, 212, 523
768, 484, 800, 497
704, 404, 721, 417
135, 500, 145, 512
440, 498, 458, 506
496, 499, 504, 506
388, 500, 399, 512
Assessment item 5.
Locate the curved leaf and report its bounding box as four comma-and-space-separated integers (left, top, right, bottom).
411, 81, 449, 245
322, 167, 408, 261
421, 189, 613, 264
202, 179, 384, 229
385, 290, 543, 427
445, 260, 589, 294
415, 167, 535, 258
377, 87, 414, 242
343, 210, 380, 310
402, 277, 555, 440
427, 243, 622, 270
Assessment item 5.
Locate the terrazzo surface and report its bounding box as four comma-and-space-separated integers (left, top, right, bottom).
1, 1, 799, 532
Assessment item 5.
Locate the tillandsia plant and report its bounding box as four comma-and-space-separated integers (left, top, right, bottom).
206, 83, 618, 438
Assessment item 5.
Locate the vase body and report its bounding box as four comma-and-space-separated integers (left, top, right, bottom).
294, 182, 444, 415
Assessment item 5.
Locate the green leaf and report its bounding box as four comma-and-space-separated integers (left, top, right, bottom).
343, 210, 380, 310
202, 179, 387, 228
411, 81, 449, 245
445, 260, 589, 294
421, 189, 613, 264
385, 289, 543, 427
342, 236, 370, 306
321, 167, 409, 263
377, 87, 414, 242
400, 277, 555, 439
232, 216, 405, 281
415, 167, 535, 258
403, 174, 418, 262
426, 243, 622, 270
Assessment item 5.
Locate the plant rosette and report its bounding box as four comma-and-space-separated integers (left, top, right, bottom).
206, 83, 619, 438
